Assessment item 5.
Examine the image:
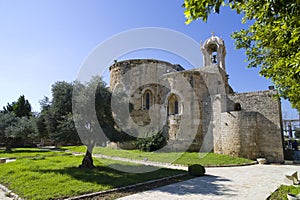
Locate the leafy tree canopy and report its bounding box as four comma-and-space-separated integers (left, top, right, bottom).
0, 112, 37, 151
73, 76, 115, 168
183, 0, 300, 110
47, 81, 80, 144
2, 95, 32, 117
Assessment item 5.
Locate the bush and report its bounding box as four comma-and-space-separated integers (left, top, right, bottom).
134, 129, 168, 152
188, 164, 205, 176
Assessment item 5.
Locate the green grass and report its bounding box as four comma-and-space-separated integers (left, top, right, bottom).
175, 152, 253, 166
0, 155, 184, 200
61, 145, 86, 153
64, 145, 254, 166
268, 185, 300, 200
0, 148, 70, 159
0, 146, 254, 199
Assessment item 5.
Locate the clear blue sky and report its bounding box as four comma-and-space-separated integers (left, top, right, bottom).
0, 0, 298, 118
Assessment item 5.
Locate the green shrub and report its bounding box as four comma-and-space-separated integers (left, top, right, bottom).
134, 129, 168, 152
188, 164, 205, 176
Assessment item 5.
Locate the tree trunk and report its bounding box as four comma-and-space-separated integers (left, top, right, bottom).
79, 146, 95, 169
5, 138, 12, 152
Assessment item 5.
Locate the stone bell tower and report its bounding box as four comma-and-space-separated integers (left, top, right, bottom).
201, 33, 226, 71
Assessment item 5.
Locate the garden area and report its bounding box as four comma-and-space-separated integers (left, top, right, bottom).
0, 76, 298, 199
0, 147, 188, 200
0, 146, 258, 200
64, 145, 255, 167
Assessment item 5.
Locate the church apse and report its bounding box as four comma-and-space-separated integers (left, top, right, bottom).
108, 35, 284, 162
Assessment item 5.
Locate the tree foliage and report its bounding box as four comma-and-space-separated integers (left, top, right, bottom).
4, 116, 37, 140
73, 76, 115, 168
13, 95, 32, 117
46, 81, 80, 144
2, 95, 32, 117
183, 0, 300, 110
36, 97, 51, 142
0, 96, 36, 151
0, 112, 37, 151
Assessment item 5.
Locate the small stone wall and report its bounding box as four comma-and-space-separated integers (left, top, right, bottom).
217, 90, 284, 162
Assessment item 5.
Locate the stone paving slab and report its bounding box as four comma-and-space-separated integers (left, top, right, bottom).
0, 192, 12, 200
118, 164, 300, 200
0, 185, 14, 200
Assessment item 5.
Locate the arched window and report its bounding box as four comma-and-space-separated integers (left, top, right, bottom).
211, 52, 218, 64
145, 92, 150, 110
234, 103, 241, 111
174, 101, 179, 114
167, 94, 180, 115
142, 90, 153, 110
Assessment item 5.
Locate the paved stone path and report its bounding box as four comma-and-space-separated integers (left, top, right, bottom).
0, 193, 12, 200
0, 191, 12, 200
0, 184, 14, 200
118, 164, 300, 200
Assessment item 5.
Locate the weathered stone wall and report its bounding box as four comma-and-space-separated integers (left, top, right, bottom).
218, 111, 259, 158
109, 58, 284, 163
109, 59, 184, 90
216, 90, 284, 162
109, 59, 212, 151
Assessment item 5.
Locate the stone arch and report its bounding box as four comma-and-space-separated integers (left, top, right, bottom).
234, 102, 241, 111
166, 93, 182, 115
201, 34, 226, 71
141, 88, 155, 110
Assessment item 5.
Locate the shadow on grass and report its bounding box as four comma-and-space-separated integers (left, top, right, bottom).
33, 162, 235, 197
33, 164, 184, 188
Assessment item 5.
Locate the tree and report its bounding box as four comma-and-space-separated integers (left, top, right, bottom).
13, 95, 32, 117
183, 0, 300, 110
73, 77, 114, 169
51, 82, 73, 119
36, 97, 51, 145
2, 102, 14, 114
0, 112, 37, 151
0, 112, 17, 151
5, 116, 37, 141
2, 95, 32, 117
0, 96, 35, 151
47, 82, 80, 145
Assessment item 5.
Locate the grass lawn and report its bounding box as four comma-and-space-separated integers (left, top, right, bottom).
0, 148, 70, 159
268, 185, 300, 200
0, 154, 185, 200
64, 145, 254, 166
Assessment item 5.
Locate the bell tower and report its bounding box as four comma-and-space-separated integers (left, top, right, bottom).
201, 33, 226, 71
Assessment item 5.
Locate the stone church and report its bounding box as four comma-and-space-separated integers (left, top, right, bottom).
109, 35, 284, 163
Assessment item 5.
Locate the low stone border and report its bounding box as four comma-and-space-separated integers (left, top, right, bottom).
93, 153, 258, 169
93, 154, 188, 170
0, 184, 22, 200
204, 161, 258, 168
65, 172, 188, 200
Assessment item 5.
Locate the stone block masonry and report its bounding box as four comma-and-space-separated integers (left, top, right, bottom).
108, 34, 285, 163
216, 90, 284, 162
